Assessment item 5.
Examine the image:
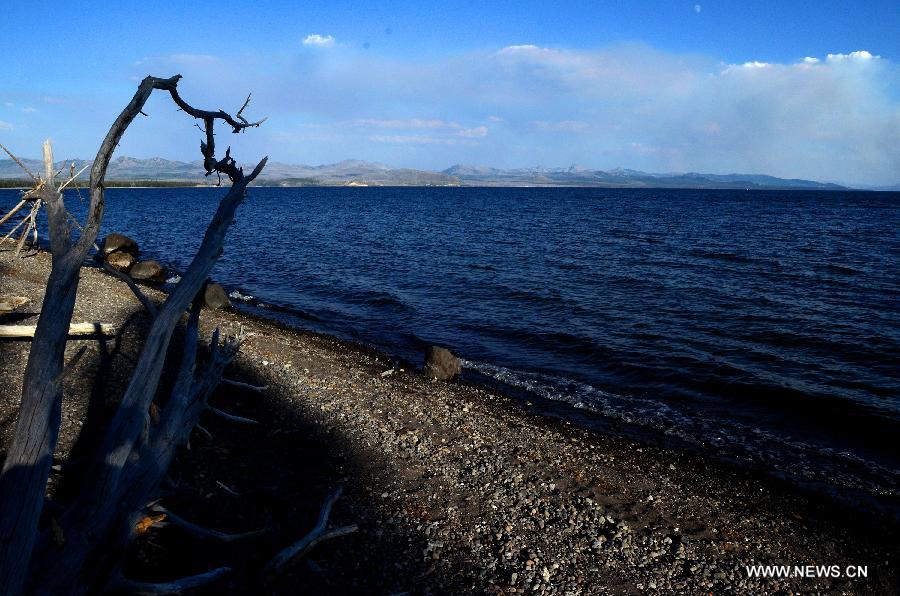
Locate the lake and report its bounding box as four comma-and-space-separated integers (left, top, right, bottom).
2, 186, 898, 503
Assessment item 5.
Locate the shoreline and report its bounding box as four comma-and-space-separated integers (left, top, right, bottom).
1, 181, 884, 191
197, 264, 900, 520
232, 298, 900, 519
1, 245, 898, 593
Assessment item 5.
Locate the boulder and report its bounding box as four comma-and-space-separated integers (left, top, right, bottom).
102, 233, 139, 256
424, 346, 462, 380
105, 250, 136, 271
204, 283, 232, 310
129, 260, 166, 282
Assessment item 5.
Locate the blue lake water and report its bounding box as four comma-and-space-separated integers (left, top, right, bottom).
2, 186, 898, 502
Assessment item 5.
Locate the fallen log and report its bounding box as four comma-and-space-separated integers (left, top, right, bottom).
0, 322, 116, 338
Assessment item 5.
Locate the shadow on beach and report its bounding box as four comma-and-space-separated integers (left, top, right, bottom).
0, 301, 479, 594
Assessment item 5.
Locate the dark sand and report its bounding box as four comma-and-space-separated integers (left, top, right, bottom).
0, 246, 897, 594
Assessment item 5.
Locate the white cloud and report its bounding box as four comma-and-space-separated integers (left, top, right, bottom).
498, 44, 543, 55
368, 134, 477, 146
359, 120, 486, 140
3, 101, 13, 108
802, 57, 820, 64
826, 50, 878, 62
21, 107, 37, 114
458, 126, 488, 138
303, 34, 335, 48
352, 118, 456, 129
694, 4, 702, 13
130, 43, 900, 184
487, 115, 504, 122
0, 120, 14, 131
533, 120, 590, 132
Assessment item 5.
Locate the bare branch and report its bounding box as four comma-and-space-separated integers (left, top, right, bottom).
246, 156, 268, 183
57, 163, 90, 192
148, 75, 268, 181
215, 480, 241, 497
0, 199, 27, 227
102, 262, 159, 317
0, 209, 34, 246
221, 378, 268, 392
111, 567, 231, 595
207, 406, 258, 425
14, 199, 40, 256
236, 93, 252, 124
0, 142, 39, 183
264, 487, 357, 579
151, 505, 266, 542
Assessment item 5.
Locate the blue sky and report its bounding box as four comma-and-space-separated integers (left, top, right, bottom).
1, 0, 898, 184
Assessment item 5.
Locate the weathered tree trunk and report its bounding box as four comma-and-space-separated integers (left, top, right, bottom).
0, 141, 83, 593
0, 75, 267, 595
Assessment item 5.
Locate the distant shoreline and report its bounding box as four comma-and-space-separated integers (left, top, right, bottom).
0, 179, 888, 191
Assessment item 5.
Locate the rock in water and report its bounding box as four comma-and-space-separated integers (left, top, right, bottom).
102, 233, 139, 256
106, 250, 136, 271
424, 346, 462, 380
129, 260, 166, 282
204, 283, 232, 310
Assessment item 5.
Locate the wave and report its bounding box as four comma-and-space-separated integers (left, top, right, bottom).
686, 248, 766, 265
821, 263, 864, 275
462, 358, 900, 498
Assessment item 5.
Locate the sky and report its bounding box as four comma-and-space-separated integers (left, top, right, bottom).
0, 1, 898, 185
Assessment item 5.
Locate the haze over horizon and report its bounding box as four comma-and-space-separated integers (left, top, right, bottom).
1, 1, 898, 186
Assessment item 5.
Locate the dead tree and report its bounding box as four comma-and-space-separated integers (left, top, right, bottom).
0, 75, 267, 594
0, 144, 89, 257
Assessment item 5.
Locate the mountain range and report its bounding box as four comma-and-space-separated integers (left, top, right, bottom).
0, 156, 870, 190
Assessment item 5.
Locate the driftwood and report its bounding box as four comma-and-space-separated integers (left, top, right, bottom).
221, 377, 268, 392
0, 144, 52, 258
207, 405, 259, 425
264, 487, 358, 581
0, 199, 28, 227
111, 567, 232, 595
0, 322, 115, 338
0, 295, 28, 314
151, 504, 267, 542
0, 75, 268, 595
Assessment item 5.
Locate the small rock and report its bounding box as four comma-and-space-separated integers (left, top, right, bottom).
204, 283, 231, 309
423, 346, 462, 381
102, 232, 139, 256
129, 260, 166, 282
105, 250, 135, 271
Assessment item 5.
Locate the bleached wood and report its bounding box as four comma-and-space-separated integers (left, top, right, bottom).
0, 295, 28, 314
0, 322, 116, 338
